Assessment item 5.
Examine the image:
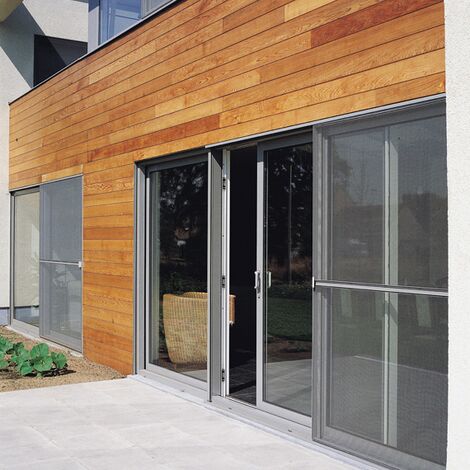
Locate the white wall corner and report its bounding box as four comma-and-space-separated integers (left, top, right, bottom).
444, 1, 470, 468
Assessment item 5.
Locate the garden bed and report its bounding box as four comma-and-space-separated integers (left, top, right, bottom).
0, 326, 123, 392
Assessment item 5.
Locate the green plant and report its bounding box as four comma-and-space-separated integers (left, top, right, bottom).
0, 335, 68, 377
0, 337, 15, 369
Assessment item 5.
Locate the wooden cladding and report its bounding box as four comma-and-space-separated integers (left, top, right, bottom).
9, 0, 445, 374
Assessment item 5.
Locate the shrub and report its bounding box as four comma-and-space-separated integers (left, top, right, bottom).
0, 335, 68, 377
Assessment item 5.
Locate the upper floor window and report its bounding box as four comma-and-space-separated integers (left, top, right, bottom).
100, 0, 141, 43
141, 0, 173, 17
99, 0, 175, 43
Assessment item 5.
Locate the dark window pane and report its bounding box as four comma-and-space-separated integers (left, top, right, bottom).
229, 147, 257, 405
34, 35, 87, 86
329, 129, 385, 283
149, 161, 208, 382
264, 143, 313, 416
392, 116, 448, 288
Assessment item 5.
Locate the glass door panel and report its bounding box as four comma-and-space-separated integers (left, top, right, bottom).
40, 177, 83, 351
260, 138, 313, 418
329, 129, 385, 284
326, 288, 386, 442
148, 158, 208, 383
323, 287, 448, 467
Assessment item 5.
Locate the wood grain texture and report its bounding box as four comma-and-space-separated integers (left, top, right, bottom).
9, 0, 445, 374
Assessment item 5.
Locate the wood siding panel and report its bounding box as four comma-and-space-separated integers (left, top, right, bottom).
9, 0, 445, 374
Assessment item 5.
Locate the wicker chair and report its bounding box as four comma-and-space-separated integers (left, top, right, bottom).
162, 292, 235, 366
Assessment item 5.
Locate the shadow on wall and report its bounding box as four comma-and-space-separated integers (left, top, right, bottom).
0, 3, 46, 88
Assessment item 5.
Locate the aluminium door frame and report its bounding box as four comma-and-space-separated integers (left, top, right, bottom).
141, 151, 211, 393
255, 133, 313, 427
219, 133, 313, 426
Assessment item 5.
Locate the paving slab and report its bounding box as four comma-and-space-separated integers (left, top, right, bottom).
0, 377, 360, 469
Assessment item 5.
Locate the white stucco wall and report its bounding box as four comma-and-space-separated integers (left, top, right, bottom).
0, 0, 88, 313
445, 1, 470, 468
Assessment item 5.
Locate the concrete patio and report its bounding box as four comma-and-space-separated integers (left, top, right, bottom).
0, 377, 360, 470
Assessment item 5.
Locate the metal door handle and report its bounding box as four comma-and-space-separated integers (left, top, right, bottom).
267, 271, 272, 289
254, 271, 261, 293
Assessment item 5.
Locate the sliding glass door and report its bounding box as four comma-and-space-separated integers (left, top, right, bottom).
40, 177, 83, 351
316, 106, 448, 469
224, 135, 313, 423
137, 100, 447, 470
147, 155, 209, 385
258, 136, 313, 421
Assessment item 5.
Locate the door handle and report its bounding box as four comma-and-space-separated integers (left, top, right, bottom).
254, 271, 261, 293
267, 271, 272, 289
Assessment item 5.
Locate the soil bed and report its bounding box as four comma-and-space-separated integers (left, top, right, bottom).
0, 326, 124, 392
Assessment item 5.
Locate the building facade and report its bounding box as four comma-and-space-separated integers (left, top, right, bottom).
7, 0, 467, 468
0, 0, 88, 324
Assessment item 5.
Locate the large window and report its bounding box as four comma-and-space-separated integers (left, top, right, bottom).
100, 0, 141, 42
99, 0, 176, 43
320, 106, 448, 468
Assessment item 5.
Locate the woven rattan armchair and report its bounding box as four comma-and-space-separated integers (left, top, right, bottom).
162, 292, 235, 366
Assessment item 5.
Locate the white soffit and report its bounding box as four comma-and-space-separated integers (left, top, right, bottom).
0, 0, 23, 22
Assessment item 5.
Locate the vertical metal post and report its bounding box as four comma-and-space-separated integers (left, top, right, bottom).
387, 127, 399, 448
208, 150, 224, 400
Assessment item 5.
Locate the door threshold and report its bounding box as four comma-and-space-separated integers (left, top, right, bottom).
131, 372, 383, 470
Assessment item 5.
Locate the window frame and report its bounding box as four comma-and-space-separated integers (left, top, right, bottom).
99, 0, 143, 43
141, 0, 178, 18
10, 187, 41, 337
144, 151, 211, 391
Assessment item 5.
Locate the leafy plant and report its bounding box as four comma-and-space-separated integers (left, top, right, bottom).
0, 335, 68, 377
0, 336, 13, 355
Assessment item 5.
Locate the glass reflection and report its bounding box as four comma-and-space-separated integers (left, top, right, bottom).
41, 264, 82, 342
264, 143, 312, 416
14, 191, 40, 327
100, 0, 141, 43
393, 116, 448, 288
329, 288, 385, 441
149, 160, 208, 382
330, 129, 385, 284
326, 288, 447, 466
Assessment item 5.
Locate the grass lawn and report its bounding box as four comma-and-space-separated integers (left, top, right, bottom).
266, 297, 312, 341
